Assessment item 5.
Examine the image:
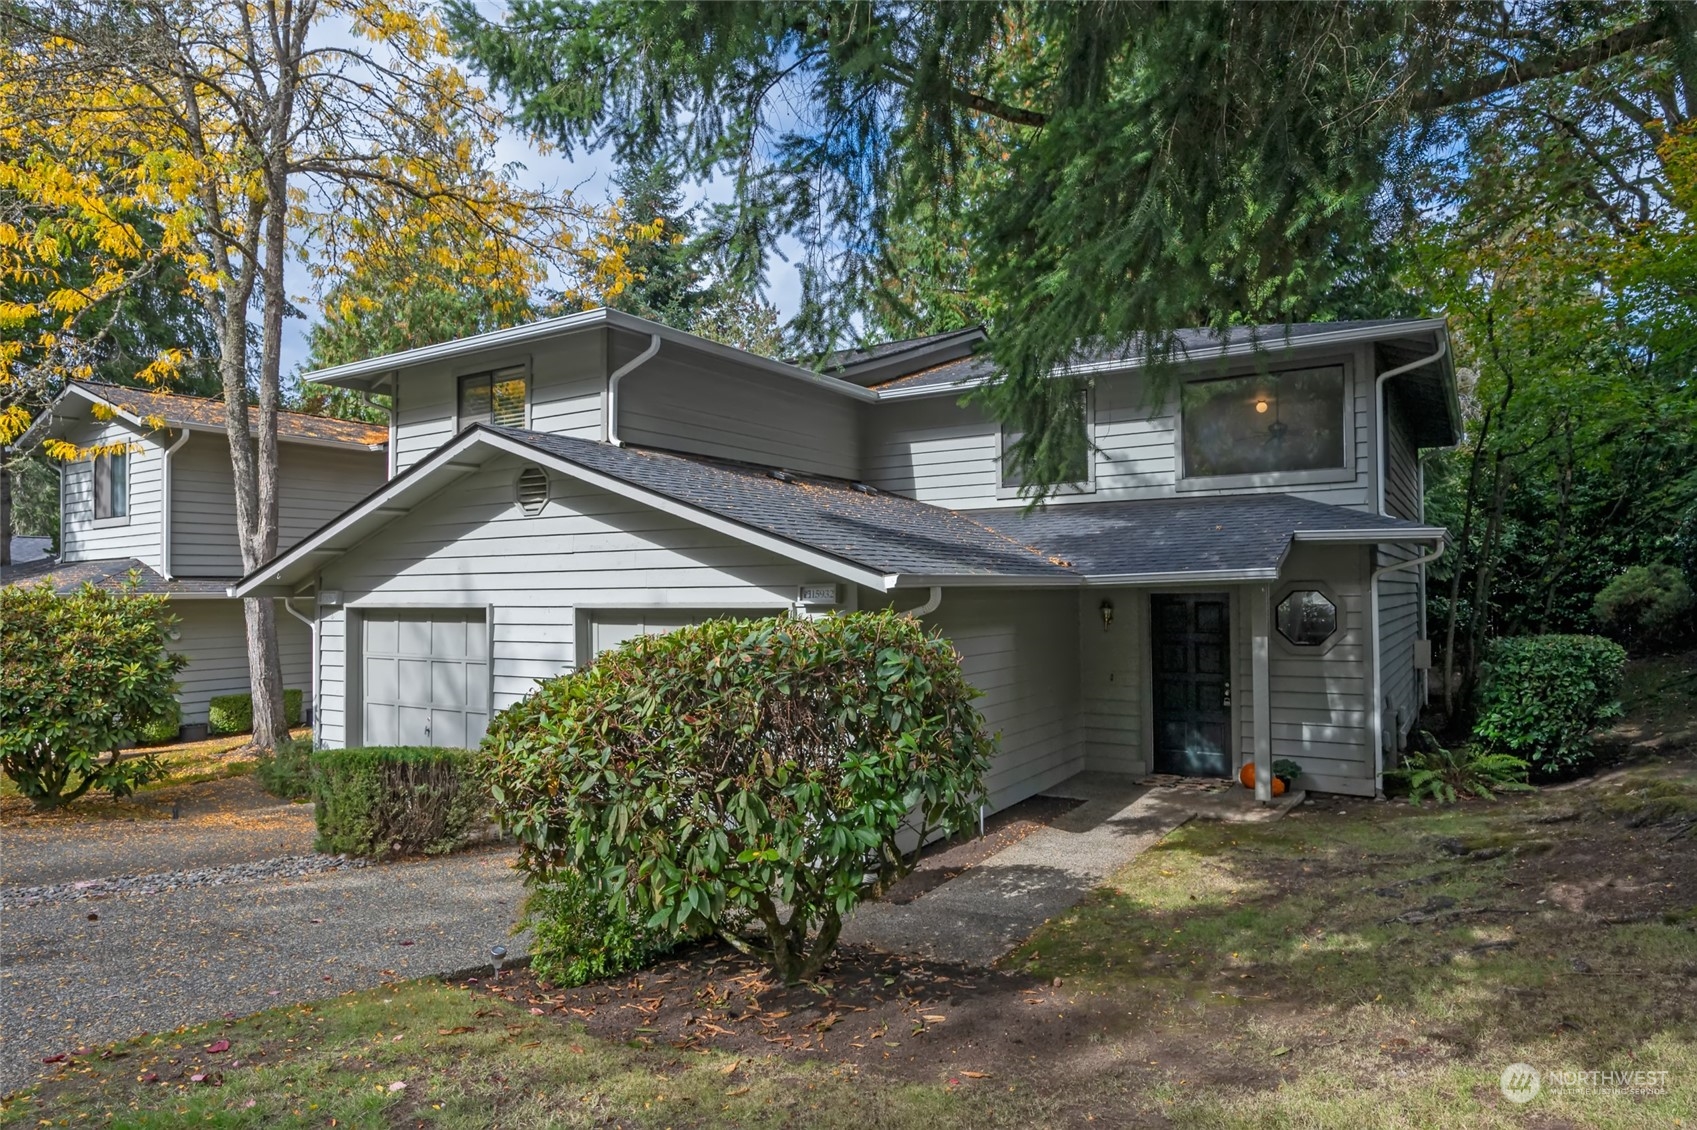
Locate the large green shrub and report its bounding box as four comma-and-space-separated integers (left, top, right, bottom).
209, 689, 303, 735
481, 610, 994, 985
257, 736, 316, 801
1475, 634, 1627, 779
524, 870, 682, 989
135, 699, 183, 746
1593, 564, 1695, 651
1676, 500, 1697, 593
311, 746, 486, 857
0, 581, 183, 808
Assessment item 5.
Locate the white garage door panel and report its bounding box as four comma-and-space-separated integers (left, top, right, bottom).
363, 610, 488, 749
588, 609, 776, 657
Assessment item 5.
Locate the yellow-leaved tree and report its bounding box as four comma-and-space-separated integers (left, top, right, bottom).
1, 0, 643, 750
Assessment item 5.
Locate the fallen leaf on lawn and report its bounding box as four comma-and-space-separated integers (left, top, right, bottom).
1272, 1047, 1290, 1057
40, 1054, 66, 1064
437, 1027, 475, 1035
726, 1086, 750, 1096
961, 1071, 991, 1079
569, 1044, 585, 1055
719, 1060, 740, 1075
205, 1039, 230, 1054
387, 1081, 407, 1092
190, 1073, 207, 1083
923, 1014, 946, 1023
530, 1007, 545, 1015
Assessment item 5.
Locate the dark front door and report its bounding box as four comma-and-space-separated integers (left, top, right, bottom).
1151, 593, 1232, 777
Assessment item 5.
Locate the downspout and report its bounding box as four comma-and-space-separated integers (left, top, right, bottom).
282, 596, 318, 749
1369, 538, 1446, 795
901, 586, 943, 618
359, 376, 396, 479
1374, 337, 1448, 517
605, 333, 663, 446
158, 429, 191, 579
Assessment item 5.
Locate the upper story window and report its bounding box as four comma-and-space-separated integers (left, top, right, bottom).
1180, 365, 1347, 480
93, 451, 129, 520
458, 365, 528, 430
1000, 386, 1093, 493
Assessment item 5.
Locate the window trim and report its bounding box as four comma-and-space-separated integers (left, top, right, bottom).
1174, 354, 1357, 492
1272, 581, 1346, 655
91, 450, 131, 525
453, 359, 532, 433
996, 385, 1097, 500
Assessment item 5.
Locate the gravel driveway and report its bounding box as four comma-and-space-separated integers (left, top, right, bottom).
0, 847, 528, 1096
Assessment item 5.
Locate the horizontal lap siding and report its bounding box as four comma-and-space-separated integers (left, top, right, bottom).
59, 422, 163, 568
866, 346, 1376, 512
169, 600, 311, 724
925, 590, 1084, 811
1377, 400, 1424, 748
318, 609, 347, 747
1263, 544, 1374, 795
170, 441, 385, 576
618, 358, 861, 480
1079, 588, 1147, 775
317, 454, 818, 745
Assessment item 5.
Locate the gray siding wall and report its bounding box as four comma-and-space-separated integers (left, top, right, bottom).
617, 353, 862, 479
59, 420, 164, 568
169, 598, 311, 725
1383, 397, 1422, 521
170, 439, 386, 576
863, 345, 1376, 511
1078, 587, 1149, 776
1238, 545, 1375, 796
391, 333, 608, 474
312, 453, 814, 748
921, 589, 1085, 811
1375, 398, 1425, 750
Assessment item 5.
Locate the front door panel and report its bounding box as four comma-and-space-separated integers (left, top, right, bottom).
1151, 594, 1232, 777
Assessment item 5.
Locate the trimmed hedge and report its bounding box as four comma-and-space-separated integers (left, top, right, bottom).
1475, 634, 1627, 780
209, 689, 303, 735
311, 746, 486, 857
524, 870, 681, 989
135, 700, 183, 746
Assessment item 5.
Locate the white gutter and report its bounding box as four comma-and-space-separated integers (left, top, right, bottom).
901, 586, 943, 617
158, 429, 191, 579
1373, 337, 1448, 516
281, 596, 318, 749
1368, 538, 1446, 795
605, 333, 662, 446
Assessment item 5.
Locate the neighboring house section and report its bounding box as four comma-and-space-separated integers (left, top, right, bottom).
243, 309, 1458, 802
5, 383, 388, 736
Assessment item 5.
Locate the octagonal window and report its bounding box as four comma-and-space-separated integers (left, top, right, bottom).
1276, 589, 1338, 647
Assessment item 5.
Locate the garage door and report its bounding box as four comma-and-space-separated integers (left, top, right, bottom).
588, 609, 777, 657
362, 610, 488, 748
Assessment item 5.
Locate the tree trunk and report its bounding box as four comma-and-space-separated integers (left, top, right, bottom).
1538, 419, 1576, 629
1461, 453, 1513, 701
1442, 408, 1493, 718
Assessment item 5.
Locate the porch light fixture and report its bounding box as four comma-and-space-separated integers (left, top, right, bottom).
1099, 599, 1114, 629
1255, 398, 1270, 414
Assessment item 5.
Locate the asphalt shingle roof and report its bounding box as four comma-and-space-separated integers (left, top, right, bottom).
0, 557, 236, 596
487, 426, 1076, 580
974, 494, 1438, 578
68, 382, 389, 448
869, 320, 1436, 395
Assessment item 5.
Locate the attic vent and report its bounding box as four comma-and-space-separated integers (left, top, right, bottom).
851, 482, 877, 495
516, 466, 549, 515
768, 469, 793, 483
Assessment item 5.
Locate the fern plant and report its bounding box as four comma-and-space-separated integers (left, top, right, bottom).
1396, 735, 1533, 804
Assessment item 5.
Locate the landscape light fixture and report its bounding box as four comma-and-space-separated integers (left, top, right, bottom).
490, 945, 507, 976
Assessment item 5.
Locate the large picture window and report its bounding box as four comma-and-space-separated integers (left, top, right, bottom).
1181, 366, 1347, 479
458, 365, 528, 430
93, 451, 129, 520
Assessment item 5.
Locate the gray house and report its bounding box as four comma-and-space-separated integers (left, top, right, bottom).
235, 310, 1456, 803
5, 382, 389, 737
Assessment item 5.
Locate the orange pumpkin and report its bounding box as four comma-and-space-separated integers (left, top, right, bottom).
1271, 776, 1287, 797
1239, 763, 1255, 789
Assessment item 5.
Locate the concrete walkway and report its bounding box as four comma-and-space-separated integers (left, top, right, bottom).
843, 772, 1301, 966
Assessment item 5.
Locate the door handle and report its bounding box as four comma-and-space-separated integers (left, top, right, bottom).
1222, 680, 1232, 707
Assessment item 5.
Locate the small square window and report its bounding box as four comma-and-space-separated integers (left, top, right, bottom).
458, 365, 528, 430
93, 451, 128, 519
1276, 589, 1338, 647
1000, 386, 1093, 492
